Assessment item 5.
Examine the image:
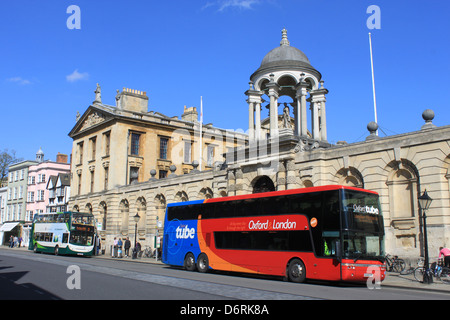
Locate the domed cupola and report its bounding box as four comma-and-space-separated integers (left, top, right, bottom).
250, 28, 321, 84
245, 29, 329, 143
36, 147, 44, 163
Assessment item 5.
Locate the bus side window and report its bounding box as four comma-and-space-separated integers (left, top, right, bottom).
62, 233, 69, 243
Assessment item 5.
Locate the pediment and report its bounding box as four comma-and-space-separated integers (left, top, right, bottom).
80, 110, 107, 131
69, 105, 115, 137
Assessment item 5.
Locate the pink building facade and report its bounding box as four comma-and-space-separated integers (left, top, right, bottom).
25, 150, 70, 221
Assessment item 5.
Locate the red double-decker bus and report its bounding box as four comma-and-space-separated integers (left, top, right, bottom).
162, 185, 386, 283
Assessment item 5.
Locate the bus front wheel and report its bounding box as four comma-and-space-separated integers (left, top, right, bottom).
287, 259, 306, 283
54, 246, 59, 256
197, 253, 209, 273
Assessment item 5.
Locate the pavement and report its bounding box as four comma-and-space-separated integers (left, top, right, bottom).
3, 246, 450, 294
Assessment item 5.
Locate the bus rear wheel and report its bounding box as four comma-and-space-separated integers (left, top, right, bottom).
54, 246, 59, 256
197, 253, 209, 273
184, 253, 196, 271
287, 259, 306, 283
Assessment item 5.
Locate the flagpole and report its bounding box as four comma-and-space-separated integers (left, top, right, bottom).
369, 32, 378, 135
199, 96, 203, 171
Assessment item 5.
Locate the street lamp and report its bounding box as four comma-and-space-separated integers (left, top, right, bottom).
132, 213, 140, 259
418, 190, 433, 284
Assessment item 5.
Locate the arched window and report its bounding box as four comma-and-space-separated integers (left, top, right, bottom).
120, 199, 129, 235
99, 201, 107, 232
302, 180, 313, 188
154, 194, 166, 229
252, 176, 275, 194
386, 160, 419, 235
85, 203, 93, 214
136, 197, 146, 233
175, 191, 188, 202
388, 168, 417, 219
336, 167, 364, 189
199, 187, 213, 199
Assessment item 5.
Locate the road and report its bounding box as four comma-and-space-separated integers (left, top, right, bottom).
1, 248, 449, 303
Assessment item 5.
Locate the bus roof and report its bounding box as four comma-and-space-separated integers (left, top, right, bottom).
34, 211, 94, 216
166, 185, 378, 207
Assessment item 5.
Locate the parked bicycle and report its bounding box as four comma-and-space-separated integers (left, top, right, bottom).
385, 254, 406, 273
400, 257, 424, 275
143, 247, 152, 258
414, 259, 450, 283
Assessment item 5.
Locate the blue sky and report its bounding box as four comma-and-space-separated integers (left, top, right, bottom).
1, 0, 449, 162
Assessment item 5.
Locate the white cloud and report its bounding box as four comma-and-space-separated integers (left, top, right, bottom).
219, 0, 259, 11
66, 69, 89, 82
7, 77, 31, 85
203, 0, 260, 12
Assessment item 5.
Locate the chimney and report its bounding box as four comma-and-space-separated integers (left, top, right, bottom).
181, 105, 198, 122
117, 88, 149, 113
56, 153, 68, 164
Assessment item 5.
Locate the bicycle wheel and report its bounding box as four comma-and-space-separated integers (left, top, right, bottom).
393, 259, 406, 273
414, 267, 425, 282
385, 258, 392, 272
440, 267, 450, 283
400, 267, 414, 275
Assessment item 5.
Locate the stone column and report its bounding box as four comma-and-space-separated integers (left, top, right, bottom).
286, 159, 297, 190
308, 94, 320, 140
245, 82, 264, 141
320, 99, 327, 141
248, 101, 255, 141
266, 74, 280, 139
255, 100, 262, 140
295, 80, 309, 137
227, 170, 236, 196
310, 81, 329, 142
293, 98, 299, 136
235, 168, 245, 196
277, 161, 286, 191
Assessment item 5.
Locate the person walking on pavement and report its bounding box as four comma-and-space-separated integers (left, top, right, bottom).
118, 238, 123, 258
439, 247, 450, 267
113, 237, 118, 258
124, 237, 131, 257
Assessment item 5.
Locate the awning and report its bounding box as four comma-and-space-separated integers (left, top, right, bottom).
0, 222, 19, 232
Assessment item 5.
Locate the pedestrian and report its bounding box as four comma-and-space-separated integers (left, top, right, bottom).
113, 237, 118, 258
9, 235, 14, 248
118, 238, 123, 258
124, 237, 131, 257
97, 237, 101, 255
439, 247, 450, 267
18, 237, 22, 248
136, 241, 141, 256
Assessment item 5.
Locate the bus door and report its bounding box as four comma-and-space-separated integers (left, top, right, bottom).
310, 231, 342, 281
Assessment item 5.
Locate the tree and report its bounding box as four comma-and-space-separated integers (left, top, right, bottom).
0, 149, 23, 184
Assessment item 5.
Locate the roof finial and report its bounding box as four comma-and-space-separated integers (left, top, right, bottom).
280, 28, 290, 46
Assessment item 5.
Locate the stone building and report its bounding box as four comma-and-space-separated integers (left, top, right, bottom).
1, 149, 70, 247
68, 29, 450, 259
68, 85, 247, 248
